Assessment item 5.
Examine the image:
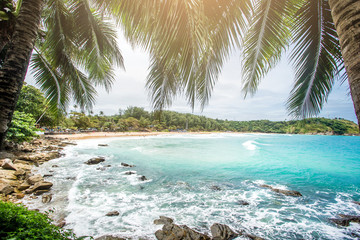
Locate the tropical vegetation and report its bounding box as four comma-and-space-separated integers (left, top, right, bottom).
1, 0, 360, 149
0, 200, 78, 239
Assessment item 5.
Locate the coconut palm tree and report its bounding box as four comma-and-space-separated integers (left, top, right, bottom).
0, 0, 123, 148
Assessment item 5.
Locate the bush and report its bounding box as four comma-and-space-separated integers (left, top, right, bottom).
6, 111, 38, 143
0, 201, 77, 239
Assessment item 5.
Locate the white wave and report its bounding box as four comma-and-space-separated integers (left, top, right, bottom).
242, 140, 258, 150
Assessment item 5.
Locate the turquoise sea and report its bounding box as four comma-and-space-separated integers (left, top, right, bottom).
27, 133, 360, 239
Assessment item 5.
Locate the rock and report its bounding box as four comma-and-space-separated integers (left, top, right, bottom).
138, 175, 147, 181
42, 194, 52, 203
52, 165, 59, 168
15, 193, 25, 199
330, 215, 360, 226
61, 141, 77, 146
0, 169, 17, 180
32, 181, 53, 191
260, 184, 302, 197
43, 174, 53, 177
106, 211, 120, 216
27, 174, 44, 185
14, 169, 26, 178
18, 182, 31, 191
98, 144, 109, 147
237, 200, 250, 206
0, 151, 16, 159
1, 158, 17, 171
210, 186, 221, 191
124, 171, 136, 175
353, 201, 360, 206
34, 190, 50, 195
57, 221, 66, 228
85, 157, 105, 165
210, 223, 238, 240
96, 167, 106, 171
121, 162, 135, 167
95, 236, 126, 240
244, 233, 265, 240
155, 224, 210, 240
0, 183, 14, 195
154, 216, 174, 225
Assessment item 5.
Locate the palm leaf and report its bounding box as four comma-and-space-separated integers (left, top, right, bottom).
287, 0, 343, 118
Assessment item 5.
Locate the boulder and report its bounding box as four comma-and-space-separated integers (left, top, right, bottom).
260, 184, 302, 197
237, 200, 250, 206
155, 224, 210, 240
154, 216, 174, 225
95, 236, 126, 240
18, 182, 31, 191
15, 193, 25, 199
330, 215, 360, 226
121, 162, 135, 167
98, 144, 109, 147
0, 169, 17, 180
106, 211, 120, 216
138, 175, 148, 181
1, 158, 17, 171
0, 183, 14, 195
32, 181, 53, 191
42, 194, 52, 203
85, 157, 105, 165
210, 223, 238, 240
210, 186, 221, 191
14, 169, 26, 178
27, 174, 44, 185
124, 171, 136, 175
34, 190, 50, 195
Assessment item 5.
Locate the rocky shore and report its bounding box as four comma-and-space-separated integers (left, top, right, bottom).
0, 138, 72, 202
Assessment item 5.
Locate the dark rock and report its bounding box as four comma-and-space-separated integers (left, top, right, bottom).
124, 171, 136, 175
96, 167, 106, 171
260, 184, 302, 197
95, 236, 126, 240
0, 183, 14, 195
1, 158, 17, 171
155, 223, 210, 240
15, 193, 25, 199
244, 233, 266, 240
353, 201, 360, 206
98, 144, 109, 147
106, 211, 120, 216
121, 162, 135, 167
34, 190, 50, 196
210, 223, 238, 240
43, 174, 53, 178
330, 215, 360, 226
237, 200, 250, 206
52, 165, 59, 168
210, 186, 221, 191
85, 157, 105, 165
42, 194, 52, 203
139, 175, 147, 181
154, 216, 174, 225
66, 177, 76, 180
104, 165, 112, 167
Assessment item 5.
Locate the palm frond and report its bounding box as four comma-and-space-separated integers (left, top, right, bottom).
287, 0, 343, 118
241, 0, 293, 96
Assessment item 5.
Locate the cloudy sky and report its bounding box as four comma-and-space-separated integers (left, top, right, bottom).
26, 32, 357, 123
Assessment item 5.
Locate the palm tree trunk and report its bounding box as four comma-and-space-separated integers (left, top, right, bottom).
328, 0, 360, 126
0, 0, 44, 149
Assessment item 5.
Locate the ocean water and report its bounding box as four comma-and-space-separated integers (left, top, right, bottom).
26, 133, 360, 239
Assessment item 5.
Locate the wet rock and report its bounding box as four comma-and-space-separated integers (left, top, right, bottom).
155, 223, 211, 240
15, 193, 25, 199
138, 175, 148, 181
95, 236, 126, 240
124, 171, 136, 175
106, 211, 120, 216
260, 184, 302, 197
96, 167, 106, 171
330, 215, 360, 226
244, 233, 265, 240
210, 223, 238, 240
0, 183, 14, 195
237, 200, 250, 206
210, 186, 221, 191
98, 144, 108, 147
43, 174, 53, 178
52, 165, 59, 168
353, 201, 360, 206
61, 141, 77, 146
27, 174, 44, 185
121, 162, 135, 167
32, 181, 53, 192
1, 158, 17, 171
154, 216, 174, 225
66, 177, 76, 180
18, 182, 31, 191
57, 220, 66, 228
85, 157, 105, 165
42, 194, 52, 203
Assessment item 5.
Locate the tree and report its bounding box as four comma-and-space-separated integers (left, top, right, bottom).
0, 0, 122, 148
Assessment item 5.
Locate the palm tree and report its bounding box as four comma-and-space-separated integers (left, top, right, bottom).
0, 0, 123, 148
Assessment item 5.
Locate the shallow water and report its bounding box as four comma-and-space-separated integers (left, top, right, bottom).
26, 133, 360, 239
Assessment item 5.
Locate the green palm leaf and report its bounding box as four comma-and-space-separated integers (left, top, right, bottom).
287, 0, 344, 118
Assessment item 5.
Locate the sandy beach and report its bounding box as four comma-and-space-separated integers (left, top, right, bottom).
47, 131, 212, 140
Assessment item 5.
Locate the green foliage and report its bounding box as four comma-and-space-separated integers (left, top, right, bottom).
16, 84, 58, 127
6, 111, 38, 143
0, 201, 77, 239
